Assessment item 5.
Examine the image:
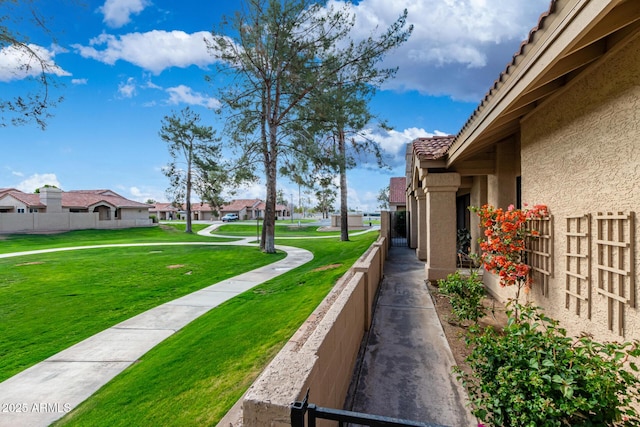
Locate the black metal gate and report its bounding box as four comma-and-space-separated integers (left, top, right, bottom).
291, 390, 446, 427
390, 210, 409, 247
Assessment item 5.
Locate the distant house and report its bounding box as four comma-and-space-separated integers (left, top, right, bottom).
150, 198, 291, 221
148, 202, 179, 221
219, 199, 287, 220
0, 187, 152, 233
388, 177, 406, 212
404, 0, 640, 342
220, 199, 262, 220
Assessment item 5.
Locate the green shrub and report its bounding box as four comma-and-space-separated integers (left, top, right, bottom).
437, 271, 485, 324
457, 303, 640, 426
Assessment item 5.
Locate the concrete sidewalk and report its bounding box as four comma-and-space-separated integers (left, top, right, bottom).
0, 242, 312, 427
346, 246, 476, 426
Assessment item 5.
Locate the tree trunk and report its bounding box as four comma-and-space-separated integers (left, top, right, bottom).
338, 129, 349, 241
185, 161, 193, 234
261, 125, 278, 253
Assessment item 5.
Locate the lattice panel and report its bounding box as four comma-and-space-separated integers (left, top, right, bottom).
595, 212, 636, 336
564, 214, 591, 319
525, 215, 553, 297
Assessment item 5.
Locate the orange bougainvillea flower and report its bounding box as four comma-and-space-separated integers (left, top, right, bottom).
470, 204, 548, 298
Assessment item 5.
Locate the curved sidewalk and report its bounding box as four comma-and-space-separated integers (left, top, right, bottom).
0, 233, 312, 427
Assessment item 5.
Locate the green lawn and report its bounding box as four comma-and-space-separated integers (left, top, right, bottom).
54, 232, 378, 426
215, 222, 368, 237
0, 224, 235, 254
0, 241, 282, 381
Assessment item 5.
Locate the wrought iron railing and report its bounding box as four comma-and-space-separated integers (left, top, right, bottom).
291, 390, 448, 427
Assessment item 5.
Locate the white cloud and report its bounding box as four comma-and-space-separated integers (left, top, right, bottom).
326, 0, 549, 100
0, 44, 71, 82
72, 30, 214, 74
99, 0, 150, 28
166, 85, 221, 109
16, 174, 62, 193
71, 78, 88, 85
118, 77, 137, 98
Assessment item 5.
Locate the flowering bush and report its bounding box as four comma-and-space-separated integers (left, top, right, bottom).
470, 204, 548, 302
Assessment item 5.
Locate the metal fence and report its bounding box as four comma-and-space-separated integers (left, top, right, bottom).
291, 391, 447, 427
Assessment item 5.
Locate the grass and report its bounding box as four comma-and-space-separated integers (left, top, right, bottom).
215, 222, 368, 237
54, 232, 378, 426
0, 237, 282, 382
0, 224, 235, 254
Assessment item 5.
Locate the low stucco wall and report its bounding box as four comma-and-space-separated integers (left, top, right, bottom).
237, 236, 387, 427
330, 214, 364, 228
0, 213, 153, 233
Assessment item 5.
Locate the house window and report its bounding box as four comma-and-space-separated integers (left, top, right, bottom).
17, 208, 25, 213
29, 208, 38, 213
594, 211, 635, 336
524, 214, 553, 297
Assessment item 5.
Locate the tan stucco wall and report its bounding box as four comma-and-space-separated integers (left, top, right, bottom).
0, 213, 152, 233
519, 33, 640, 342
238, 237, 386, 427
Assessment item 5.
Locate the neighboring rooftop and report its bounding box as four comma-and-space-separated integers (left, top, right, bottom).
389, 177, 406, 206
413, 135, 456, 160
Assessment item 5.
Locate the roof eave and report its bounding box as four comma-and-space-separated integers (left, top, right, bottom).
447, 0, 631, 166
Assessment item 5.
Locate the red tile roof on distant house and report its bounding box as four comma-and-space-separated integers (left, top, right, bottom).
389, 177, 406, 206
151, 202, 179, 212
0, 189, 149, 210
221, 199, 261, 212
61, 191, 149, 209
1, 191, 45, 208
255, 201, 288, 212
413, 135, 456, 160
191, 202, 217, 212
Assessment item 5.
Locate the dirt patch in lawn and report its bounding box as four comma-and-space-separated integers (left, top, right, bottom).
15, 261, 44, 267
427, 280, 508, 378
312, 263, 342, 272
167, 264, 185, 269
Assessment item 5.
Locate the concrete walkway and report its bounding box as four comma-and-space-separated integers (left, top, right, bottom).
346, 246, 476, 426
0, 226, 313, 427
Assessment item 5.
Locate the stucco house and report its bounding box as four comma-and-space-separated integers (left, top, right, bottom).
0, 187, 152, 233
149, 202, 179, 220
221, 199, 289, 220
405, 0, 640, 342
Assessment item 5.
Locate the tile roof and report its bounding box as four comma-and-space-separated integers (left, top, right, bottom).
61, 191, 150, 209
389, 177, 406, 205
413, 135, 456, 160
0, 191, 45, 208
255, 201, 288, 212
0, 189, 149, 210
221, 199, 261, 211
150, 202, 179, 212
457, 0, 558, 140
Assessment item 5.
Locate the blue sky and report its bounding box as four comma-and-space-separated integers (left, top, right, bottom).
1, 0, 549, 212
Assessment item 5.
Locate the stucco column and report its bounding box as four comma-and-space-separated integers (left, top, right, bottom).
487, 140, 517, 209
415, 188, 427, 260
424, 173, 461, 282
470, 176, 488, 255
409, 191, 418, 249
